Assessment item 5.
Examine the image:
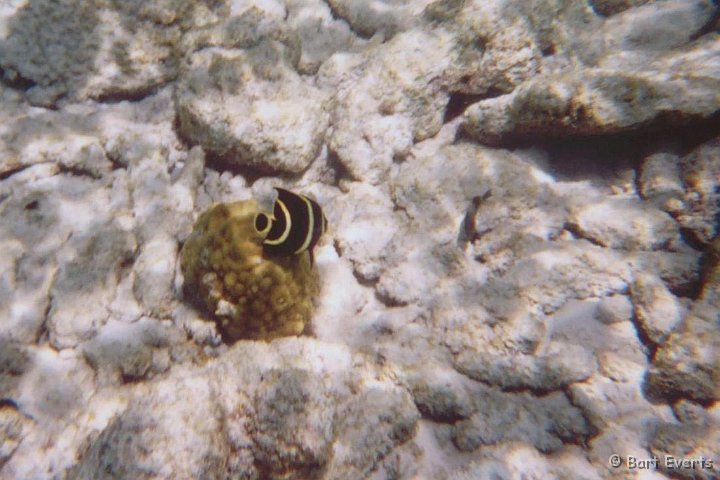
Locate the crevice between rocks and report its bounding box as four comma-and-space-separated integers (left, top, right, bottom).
57, 163, 104, 180
478, 111, 720, 163
452, 360, 577, 399
413, 402, 467, 425
443, 88, 504, 124
374, 289, 409, 309
561, 385, 601, 448
628, 306, 659, 361
496, 382, 570, 398
688, 6, 720, 42
172, 112, 301, 186
35, 280, 55, 346
106, 150, 127, 171
639, 370, 698, 407
562, 222, 606, 248
93, 77, 177, 104
0, 164, 34, 181
321, 0, 372, 40
0, 66, 37, 91
696, 241, 720, 301
350, 268, 379, 290
326, 147, 357, 184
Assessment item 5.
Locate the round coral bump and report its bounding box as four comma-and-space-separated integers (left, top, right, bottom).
180, 199, 320, 342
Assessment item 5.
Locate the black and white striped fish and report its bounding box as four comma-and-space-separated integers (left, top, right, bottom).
254, 188, 328, 259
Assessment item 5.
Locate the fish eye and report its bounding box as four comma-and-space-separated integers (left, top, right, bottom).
254, 213, 271, 235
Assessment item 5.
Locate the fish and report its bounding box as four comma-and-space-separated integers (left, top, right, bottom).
254, 188, 328, 260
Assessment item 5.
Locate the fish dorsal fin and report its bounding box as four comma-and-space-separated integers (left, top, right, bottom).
253, 184, 278, 215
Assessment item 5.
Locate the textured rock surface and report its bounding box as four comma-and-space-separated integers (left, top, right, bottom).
175, 47, 331, 175
461, 1, 720, 145
68, 340, 419, 480
646, 243, 720, 404
1, 0, 719, 479
649, 400, 720, 480
0, 0, 221, 107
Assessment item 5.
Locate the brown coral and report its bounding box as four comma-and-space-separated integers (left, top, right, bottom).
180, 200, 319, 342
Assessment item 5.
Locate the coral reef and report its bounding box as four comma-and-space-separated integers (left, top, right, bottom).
180, 199, 319, 342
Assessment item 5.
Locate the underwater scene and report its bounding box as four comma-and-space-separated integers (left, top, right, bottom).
0, 0, 718, 478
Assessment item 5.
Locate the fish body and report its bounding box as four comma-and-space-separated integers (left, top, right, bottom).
255, 188, 327, 258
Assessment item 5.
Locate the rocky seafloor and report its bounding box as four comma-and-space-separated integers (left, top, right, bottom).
1, 0, 719, 478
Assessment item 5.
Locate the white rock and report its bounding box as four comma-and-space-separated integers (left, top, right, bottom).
569, 197, 680, 251
597, 294, 634, 324
285, 0, 362, 74
463, 34, 720, 144
0, 0, 223, 106
631, 273, 685, 345
453, 443, 602, 480
326, 29, 452, 183
325, 0, 434, 39
677, 136, 720, 243
132, 233, 179, 318
176, 47, 330, 175
47, 222, 136, 349
333, 183, 400, 282
601, 0, 717, 52
639, 150, 684, 210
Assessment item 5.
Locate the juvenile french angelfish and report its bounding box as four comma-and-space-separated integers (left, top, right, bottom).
253, 188, 328, 262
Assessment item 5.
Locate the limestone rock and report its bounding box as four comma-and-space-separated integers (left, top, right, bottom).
325, 0, 434, 39
451, 390, 590, 453
646, 256, 720, 403
70, 339, 420, 480
631, 273, 685, 345
285, 0, 361, 75
47, 222, 137, 349
333, 183, 400, 282
175, 46, 330, 175
2, 0, 719, 477
81, 318, 185, 386
646, 244, 720, 403
13, 347, 95, 426
596, 294, 633, 324
451, 444, 602, 480
676, 136, 720, 244
0, 0, 220, 107
600, 0, 717, 52
590, 0, 651, 17
407, 369, 474, 423
650, 406, 720, 480
251, 368, 334, 479
132, 233, 178, 318
69, 371, 230, 480
324, 385, 419, 479
439, 1, 543, 96
324, 29, 451, 183
568, 197, 680, 251
628, 249, 702, 295
638, 150, 685, 211
0, 403, 30, 469
462, 32, 720, 145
